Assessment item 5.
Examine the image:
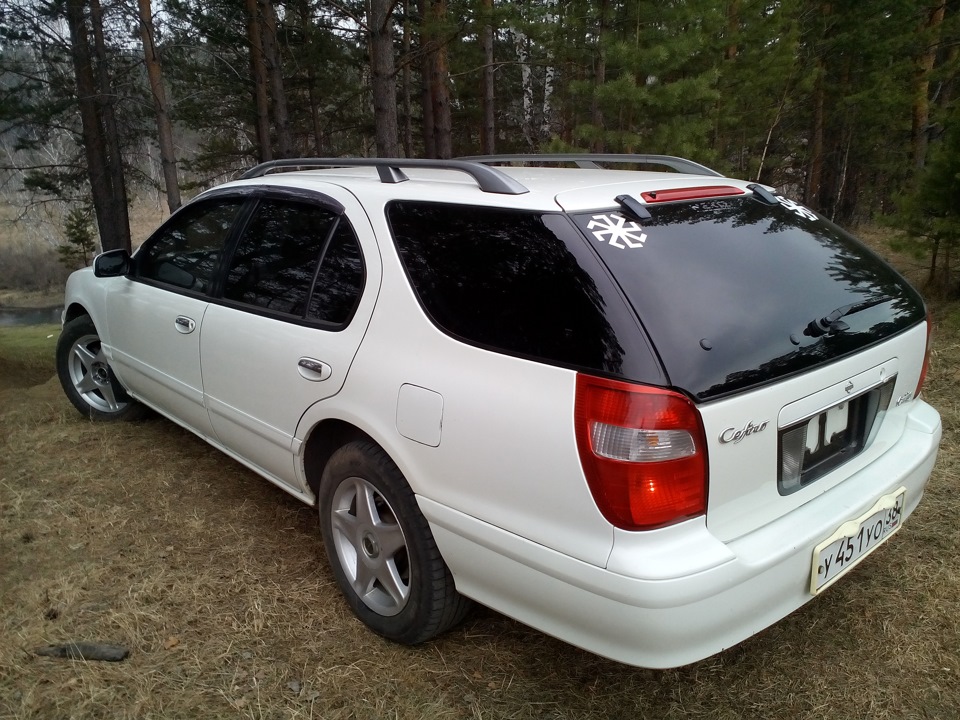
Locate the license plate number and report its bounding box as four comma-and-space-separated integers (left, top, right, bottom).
810, 488, 906, 595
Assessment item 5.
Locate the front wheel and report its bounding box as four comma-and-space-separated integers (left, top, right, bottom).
56, 315, 147, 421
318, 441, 472, 644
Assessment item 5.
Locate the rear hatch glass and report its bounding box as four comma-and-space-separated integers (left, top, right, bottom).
571, 195, 925, 401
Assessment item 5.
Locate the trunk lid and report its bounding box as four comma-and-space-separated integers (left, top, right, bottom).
563, 187, 927, 540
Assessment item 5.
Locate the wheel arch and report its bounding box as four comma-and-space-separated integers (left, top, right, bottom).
301, 418, 378, 497
63, 302, 91, 324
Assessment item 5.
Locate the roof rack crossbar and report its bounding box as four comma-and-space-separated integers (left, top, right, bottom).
458, 154, 724, 178
239, 158, 530, 195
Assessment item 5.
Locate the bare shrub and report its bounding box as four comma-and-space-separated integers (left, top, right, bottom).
0, 236, 72, 292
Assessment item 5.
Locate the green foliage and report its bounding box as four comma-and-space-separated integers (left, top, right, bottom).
894, 103, 960, 296
1, 0, 959, 237
57, 207, 96, 270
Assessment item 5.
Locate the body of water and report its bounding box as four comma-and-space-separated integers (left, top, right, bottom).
0, 306, 63, 327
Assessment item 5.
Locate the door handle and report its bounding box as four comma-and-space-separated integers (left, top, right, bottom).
298, 357, 332, 381
174, 316, 196, 334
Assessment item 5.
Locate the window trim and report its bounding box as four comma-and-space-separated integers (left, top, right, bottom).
131, 193, 253, 299
213, 192, 365, 331
129, 186, 367, 332
385, 199, 664, 386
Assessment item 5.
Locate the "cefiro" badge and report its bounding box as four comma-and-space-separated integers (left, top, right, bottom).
719, 420, 769, 444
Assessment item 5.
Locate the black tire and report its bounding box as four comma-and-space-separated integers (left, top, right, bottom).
56, 315, 148, 422
318, 440, 472, 644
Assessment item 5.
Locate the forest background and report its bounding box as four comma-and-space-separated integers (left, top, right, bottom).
1, 0, 959, 296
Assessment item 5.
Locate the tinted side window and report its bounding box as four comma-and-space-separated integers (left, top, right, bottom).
307, 221, 365, 325
387, 201, 659, 379
138, 199, 243, 292
223, 200, 337, 316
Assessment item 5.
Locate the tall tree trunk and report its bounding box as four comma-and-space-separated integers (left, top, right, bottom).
421, 71, 436, 157
725, 0, 740, 60
88, 0, 128, 234
806, 58, 825, 209
540, 1, 555, 140
938, 43, 959, 111
137, 0, 180, 212
258, 0, 293, 158
297, 0, 324, 154
369, 0, 400, 157
417, 0, 436, 157
66, 0, 131, 251
65, 0, 123, 252
480, 0, 495, 154
912, 3, 946, 169
428, 0, 452, 158
592, 0, 609, 152
514, 29, 535, 148
402, 0, 413, 156
245, 0, 272, 161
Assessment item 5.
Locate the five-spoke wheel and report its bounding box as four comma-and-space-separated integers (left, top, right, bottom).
330, 475, 411, 616
56, 315, 145, 421
318, 441, 472, 644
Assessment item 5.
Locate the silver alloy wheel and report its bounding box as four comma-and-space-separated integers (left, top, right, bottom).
66, 333, 128, 414
330, 475, 410, 616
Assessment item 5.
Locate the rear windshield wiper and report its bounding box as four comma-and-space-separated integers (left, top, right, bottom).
805, 297, 889, 337
615, 194, 652, 221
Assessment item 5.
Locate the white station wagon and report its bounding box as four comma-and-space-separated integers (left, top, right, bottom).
57, 156, 942, 668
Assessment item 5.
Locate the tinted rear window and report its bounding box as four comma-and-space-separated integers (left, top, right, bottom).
572, 196, 926, 400
387, 201, 664, 382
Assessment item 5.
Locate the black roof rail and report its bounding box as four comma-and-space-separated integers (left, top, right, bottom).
458, 153, 724, 178
238, 158, 529, 195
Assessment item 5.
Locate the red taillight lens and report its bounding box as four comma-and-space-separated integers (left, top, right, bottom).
915, 311, 933, 398
574, 374, 708, 531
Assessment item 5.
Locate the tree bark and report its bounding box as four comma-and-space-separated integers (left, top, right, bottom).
725, 0, 740, 60
912, 3, 946, 169
67, 0, 131, 253
297, 0, 324, 154
369, 0, 400, 157
258, 0, 293, 158
245, 0, 272, 161
137, 0, 181, 212
480, 0, 495, 154
89, 0, 132, 252
402, 0, 413, 157
806, 57, 825, 209
592, 0, 609, 152
514, 28, 535, 148
428, 0, 452, 158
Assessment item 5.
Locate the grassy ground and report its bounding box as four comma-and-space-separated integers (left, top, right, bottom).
1, 259, 958, 719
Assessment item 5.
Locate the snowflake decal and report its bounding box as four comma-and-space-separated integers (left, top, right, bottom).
586, 213, 648, 249
775, 195, 818, 222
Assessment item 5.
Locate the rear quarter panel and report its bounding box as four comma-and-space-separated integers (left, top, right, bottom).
295, 199, 615, 568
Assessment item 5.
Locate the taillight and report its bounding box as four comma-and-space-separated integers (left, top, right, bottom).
915, 310, 933, 398
574, 374, 708, 531
640, 186, 745, 203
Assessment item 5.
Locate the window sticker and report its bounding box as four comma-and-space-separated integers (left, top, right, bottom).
775, 195, 818, 221
586, 213, 648, 250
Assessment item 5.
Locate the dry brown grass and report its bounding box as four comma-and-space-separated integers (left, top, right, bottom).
1, 240, 959, 719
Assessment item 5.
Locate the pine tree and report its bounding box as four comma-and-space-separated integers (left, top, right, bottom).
58, 207, 97, 269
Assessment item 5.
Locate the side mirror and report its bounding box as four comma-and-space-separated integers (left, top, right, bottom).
94, 249, 131, 277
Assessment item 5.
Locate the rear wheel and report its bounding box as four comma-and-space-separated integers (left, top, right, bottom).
318, 440, 472, 644
56, 315, 147, 421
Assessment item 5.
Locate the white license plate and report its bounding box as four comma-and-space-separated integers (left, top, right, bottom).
810, 488, 906, 595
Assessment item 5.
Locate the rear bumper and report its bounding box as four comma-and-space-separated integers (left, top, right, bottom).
420, 400, 941, 668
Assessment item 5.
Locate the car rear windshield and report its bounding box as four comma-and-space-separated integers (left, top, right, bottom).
571, 196, 926, 401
